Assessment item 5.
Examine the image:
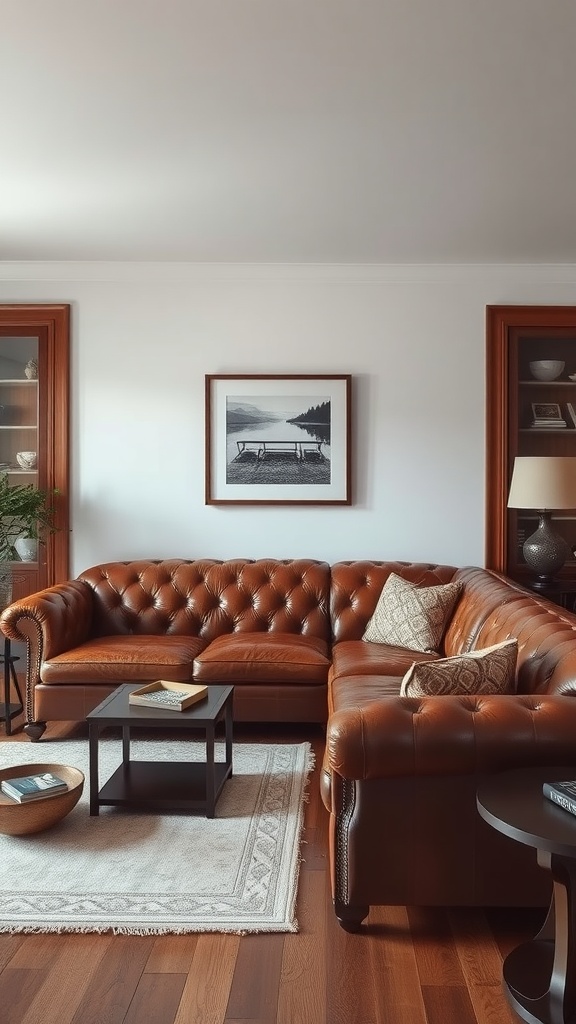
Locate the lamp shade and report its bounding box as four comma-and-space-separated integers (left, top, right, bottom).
507, 457, 576, 510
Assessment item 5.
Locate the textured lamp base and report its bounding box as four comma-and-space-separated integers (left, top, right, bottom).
523, 511, 572, 581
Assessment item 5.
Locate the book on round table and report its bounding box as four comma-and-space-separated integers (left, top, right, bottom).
0, 772, 68, 803
542, 780, 576, 818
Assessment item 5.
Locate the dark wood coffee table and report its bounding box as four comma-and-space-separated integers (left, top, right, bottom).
87, 683, 233, 818
477, 765, 576, 1024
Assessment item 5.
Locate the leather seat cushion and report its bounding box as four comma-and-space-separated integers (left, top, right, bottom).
41, 635, 206, 684
329, 674, 404, 714
193, 632, 330, 685
330, 639, 438, 680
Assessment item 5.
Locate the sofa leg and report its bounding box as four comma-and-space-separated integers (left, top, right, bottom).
334, 901, 369, 932
24, 721, 47, 741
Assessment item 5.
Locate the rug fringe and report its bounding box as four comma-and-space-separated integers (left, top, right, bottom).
0, 921, 300, 936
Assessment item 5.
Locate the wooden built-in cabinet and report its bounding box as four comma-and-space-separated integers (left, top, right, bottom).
486, 305, 576, 583
0, 305, 69, 600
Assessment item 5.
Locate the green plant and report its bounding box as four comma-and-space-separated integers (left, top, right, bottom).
0, 475, 59, 560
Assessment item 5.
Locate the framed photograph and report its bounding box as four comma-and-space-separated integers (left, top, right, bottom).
205, 374, 352, 505
531, 402, 564, 422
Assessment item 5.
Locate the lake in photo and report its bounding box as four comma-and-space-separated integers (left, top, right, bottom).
226, 395, 331, 485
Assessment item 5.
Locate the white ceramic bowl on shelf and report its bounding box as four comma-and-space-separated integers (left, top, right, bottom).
16, 451, 37, 470
529, 360, 565, 381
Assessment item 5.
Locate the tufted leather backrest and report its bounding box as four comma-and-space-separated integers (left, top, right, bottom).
329, 560, 459, 643
78, 558, 331, 641
443, 566, 527, 655
445, 567, 576, 696
329, 561, 576, 698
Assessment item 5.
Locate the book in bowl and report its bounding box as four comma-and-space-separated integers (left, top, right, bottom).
1, 771, 68, 803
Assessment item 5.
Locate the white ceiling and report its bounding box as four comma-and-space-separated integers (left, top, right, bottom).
2, 0, 576, 264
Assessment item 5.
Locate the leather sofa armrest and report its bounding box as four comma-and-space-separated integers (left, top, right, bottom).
0, 581, 95, 725
325, 694, 576, 781
0, 581, 94, 659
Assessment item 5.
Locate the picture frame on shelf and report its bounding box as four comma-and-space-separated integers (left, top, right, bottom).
531, 402, 564, 422
205, 374, 352, 505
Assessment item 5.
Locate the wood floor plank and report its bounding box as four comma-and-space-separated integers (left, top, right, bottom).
0, 933, 24, 971
2, 968, 47, 1024
325, 906, 380, 1024
173, 933, 240, 1024
448, 909, 519, 1024
367, 905, 429, 1024
145, 933, 198, 973
466, 983, 518, 1024
8, 931, 87, 969
123, 972, 187, 1024
420, 984, 478, 1024
448, 909, 510, 986
225, 932, 284, 1023
16, 934, 112, 1024
67, 936, 154, 1024
299, 823, 328, 871
276, 864, 326, 1024
407, 906, 467, 987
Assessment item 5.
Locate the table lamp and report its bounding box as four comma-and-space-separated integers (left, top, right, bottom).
507, 456, 576, 582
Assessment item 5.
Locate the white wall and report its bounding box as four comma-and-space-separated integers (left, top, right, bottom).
1, 262, 576, 576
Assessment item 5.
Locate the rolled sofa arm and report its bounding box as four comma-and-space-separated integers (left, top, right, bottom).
325, 693, 576, 781
0, 581, 94, 728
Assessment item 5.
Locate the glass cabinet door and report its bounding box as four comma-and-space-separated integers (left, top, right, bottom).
0, 306, 69, 600
486, 305, 576, 580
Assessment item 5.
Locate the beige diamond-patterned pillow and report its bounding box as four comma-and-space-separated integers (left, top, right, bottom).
362, 572, 462, 653
399, 639, 518, 696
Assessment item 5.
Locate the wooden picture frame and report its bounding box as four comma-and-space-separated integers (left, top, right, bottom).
205, 374, 352, 505
531, 402, 564, 422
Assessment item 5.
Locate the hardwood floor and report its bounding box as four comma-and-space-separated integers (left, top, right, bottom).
0, 714, 543, 1024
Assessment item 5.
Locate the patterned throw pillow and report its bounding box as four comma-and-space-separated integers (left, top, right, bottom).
362, 573, 462, 653
399, 639, 518, 697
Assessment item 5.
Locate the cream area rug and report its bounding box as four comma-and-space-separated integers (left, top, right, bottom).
0, 739, 313, 935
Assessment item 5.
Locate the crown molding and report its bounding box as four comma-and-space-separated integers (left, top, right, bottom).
1, 261, 576, 285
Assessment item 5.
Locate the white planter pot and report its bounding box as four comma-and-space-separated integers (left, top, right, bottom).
14, 537, 37, 562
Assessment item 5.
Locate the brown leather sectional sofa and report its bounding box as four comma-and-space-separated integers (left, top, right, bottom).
4, 557, 576, 928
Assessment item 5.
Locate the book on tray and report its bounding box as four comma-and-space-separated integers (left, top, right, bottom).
543, 780, 576, 818
1, 772, 68, 803
128, 680, 209, 711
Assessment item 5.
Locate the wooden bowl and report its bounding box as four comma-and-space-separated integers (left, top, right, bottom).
0, 763, 84, 835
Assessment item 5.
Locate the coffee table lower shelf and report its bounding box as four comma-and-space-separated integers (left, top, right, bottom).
94, 760, 232, 815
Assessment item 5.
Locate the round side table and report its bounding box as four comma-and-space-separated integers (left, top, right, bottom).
477, 766, 576, 1024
